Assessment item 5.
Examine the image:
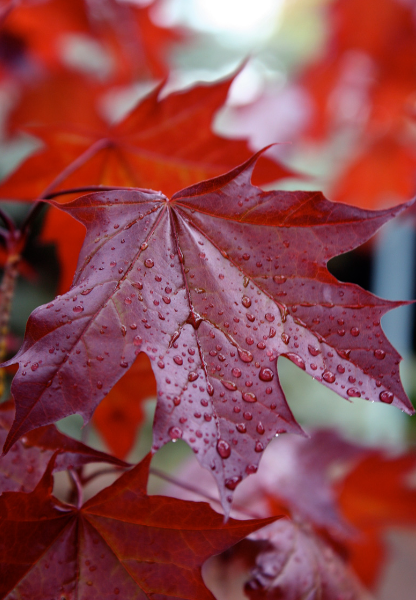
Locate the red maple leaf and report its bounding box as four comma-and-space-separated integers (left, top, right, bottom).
92, 352, 156, 459
2, 151, 413, 512
299, 0, 416, 139
0, 399, 128, 493
1, 75, 294, 295
0, 453, 272, 599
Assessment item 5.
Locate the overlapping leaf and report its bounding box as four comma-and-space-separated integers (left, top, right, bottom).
0, 400, 128, 493
92, 352, 156, 459
0, 453, 272, 600
2, 151, 414, 511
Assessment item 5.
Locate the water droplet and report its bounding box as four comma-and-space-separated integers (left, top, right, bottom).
379, 390, 394, 404
242, 392, 257, 403
374, 349, 386, 360
322, 370, 336, 383
256, 422, 265, 435
246, 464, 257, 474
188, 372, 198, 382
144, 258, 154, 268
133, 335, 143, 347
243, 276, 250, 287
157, 360, 165, 369
265, 313, 275, 322
120, 360, 129, 368
73, 305, 84, 314
308, 345, 320, 357
207, 383, 214, 396
225, 476, 241, 490
246, 337, 254, 345
337, 364, 345, 374
238, 348, 253, 363
140, 242, 148, 251
242, 296, 251, 308
97, 381, 103, 390
173, 356, 183, 366
236, 423, 246, 433
259, 367, 274, 382
273, 275, 286, 284
255, 442, 264, 453
257, 341, 266, 350
222, 380, 237, 391
243, 411, 252, 420
350, 327, 360, 337
232, 367, 242, 378
169, 426, 183, 440
124, 297, 132, 305
216, 439, 231, 459
285, 353, 305, 370
281, 333, 290, 345
81, 288, 92, 295
347, 388, 361, 397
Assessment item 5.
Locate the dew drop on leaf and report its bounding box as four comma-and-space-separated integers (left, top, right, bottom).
347, 388, 361, 397
225, 476, 242, 490
222, 380, 237, 391
242, 392, 257, 403
374, 349, 386, 360
144, 258, 154, 268
379, 390, 394, 404
238, 348, 253, 363
232, 367, 242, 378
169, 426, 183, 440
350, 327, 360, 337
173, 356, 183, 366
281, 333, 290, 345
73, 305, 84, 314
259, 367, 274, 382
216, 439, 231, 459
133, 336, 143, 347
322, 370, 336, 383
236, 423, 246, 433
242, 296, 251, 308
285, 353, 305, 370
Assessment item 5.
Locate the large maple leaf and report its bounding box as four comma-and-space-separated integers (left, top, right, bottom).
0, 453, 272, 600
2, 151, 414, 510
0, 76, 293, 200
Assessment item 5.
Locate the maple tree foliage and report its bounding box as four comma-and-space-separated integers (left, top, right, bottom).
1, 0, 416, 599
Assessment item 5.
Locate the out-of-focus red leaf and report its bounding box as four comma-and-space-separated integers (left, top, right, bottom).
0, 0, 182, 80
3, 151, 413, 512
337, 450, 416, 587
0, 399, 128, 493
0, 453, 273, 599
300, 0, 416, 138
331, 134, 416, 209
0, 75, 294, 200
245, 519, 367, 600
92, 352, 156, 459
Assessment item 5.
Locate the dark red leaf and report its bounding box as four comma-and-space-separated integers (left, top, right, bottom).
245, 519, 367, 600
0, 453, 272, 599
3, 151, 413, 511
0, 400, 128, 493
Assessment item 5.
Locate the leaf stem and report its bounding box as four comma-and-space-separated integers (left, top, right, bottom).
149, 467, 263, 519
68, 468, 83, 510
